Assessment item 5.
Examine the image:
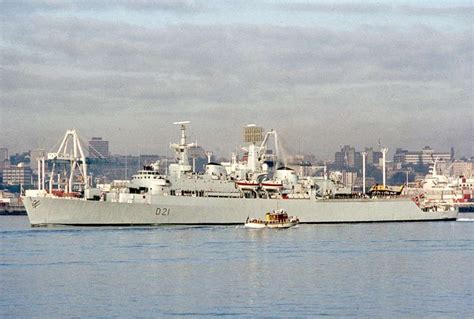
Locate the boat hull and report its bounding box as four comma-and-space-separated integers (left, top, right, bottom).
457, 205, 474, 220
244, 222, 298, 229
23, 196, 458, 226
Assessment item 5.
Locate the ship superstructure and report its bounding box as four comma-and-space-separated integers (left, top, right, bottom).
23, 123, 458, 226
417, 159, 474, 216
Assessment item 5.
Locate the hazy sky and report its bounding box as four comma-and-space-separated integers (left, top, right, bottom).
1, 0, 472, 159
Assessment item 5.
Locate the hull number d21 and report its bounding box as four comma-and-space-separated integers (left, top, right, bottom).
155, 207, 170, 216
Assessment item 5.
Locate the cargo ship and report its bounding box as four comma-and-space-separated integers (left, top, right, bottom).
23, 123, 457, 226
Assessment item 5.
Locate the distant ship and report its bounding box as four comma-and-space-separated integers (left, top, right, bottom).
23, 123, 457, 226
415, 159, 474, 219
0, 190, 26, 215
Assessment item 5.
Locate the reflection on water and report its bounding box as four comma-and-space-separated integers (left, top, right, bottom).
1, 216, 473, 317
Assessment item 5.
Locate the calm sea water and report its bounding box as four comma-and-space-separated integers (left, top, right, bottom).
1, 216, 473, 318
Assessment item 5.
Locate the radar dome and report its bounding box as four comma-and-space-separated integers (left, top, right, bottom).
275, 167, 298, 186
206, 163, 227, 178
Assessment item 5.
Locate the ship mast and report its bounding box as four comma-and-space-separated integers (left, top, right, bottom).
381, 147, 388, 187
170, 121, 196, 177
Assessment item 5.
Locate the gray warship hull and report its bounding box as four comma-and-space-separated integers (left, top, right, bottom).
23, 196, 457, 226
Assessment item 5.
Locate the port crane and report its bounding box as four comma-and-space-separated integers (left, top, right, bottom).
37, 129, 89, 194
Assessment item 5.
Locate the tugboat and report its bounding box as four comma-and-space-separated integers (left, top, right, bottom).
244, 210, 299, 229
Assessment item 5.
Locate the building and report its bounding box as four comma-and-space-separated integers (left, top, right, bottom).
0, 148, 8, 183
450, 161, 473, 178
342, 171, 358, 188
393, 146, 452, 165
354, 152, 362, 169
393, 148, 408, 163
88, 137, 109, 159
335, 146, 386, 169
3, 164, 32, 186
0, 148, 8, 162
243, 125, 263, 144
363, 147, 382, 166
335, 145, 356, 168
372, 151, 383, 166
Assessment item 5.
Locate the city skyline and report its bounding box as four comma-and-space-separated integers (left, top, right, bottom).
1, 140, 468, 165
1, 1, 472, 158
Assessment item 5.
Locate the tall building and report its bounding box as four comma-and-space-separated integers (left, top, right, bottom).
243, 125, 263, 144
0, 148, 8, 162
354, 152, 362, 169
372, 151, 383, 166
335, 145, 356, 168
0, 148, 8, 182
364, 147, 375, 165
88, 137, 109, 159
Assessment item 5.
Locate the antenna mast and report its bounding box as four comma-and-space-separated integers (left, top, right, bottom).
170, 121, 196, 176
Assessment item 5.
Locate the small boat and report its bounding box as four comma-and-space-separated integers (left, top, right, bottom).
244, 210, 299, 229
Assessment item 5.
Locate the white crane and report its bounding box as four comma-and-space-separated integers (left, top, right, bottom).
46, 129, 89, 194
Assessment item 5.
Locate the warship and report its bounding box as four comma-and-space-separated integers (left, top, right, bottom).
23, 123, 457, 226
